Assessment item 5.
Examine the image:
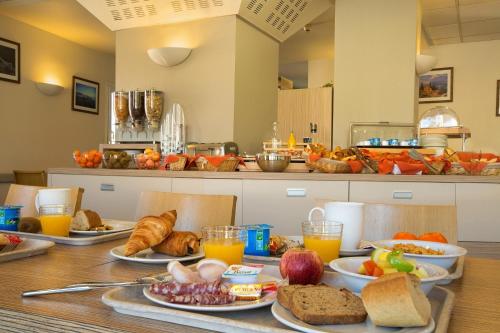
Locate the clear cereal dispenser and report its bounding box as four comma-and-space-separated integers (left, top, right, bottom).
145, 89, 164, 130
128, 89, 145, 131
111, 90, 129, 128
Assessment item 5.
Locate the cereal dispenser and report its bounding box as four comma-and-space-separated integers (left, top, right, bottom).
145, 89, 164, 130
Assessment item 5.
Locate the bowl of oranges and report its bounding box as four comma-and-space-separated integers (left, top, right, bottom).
73, 149, 103, 168
134, 148, 162, 169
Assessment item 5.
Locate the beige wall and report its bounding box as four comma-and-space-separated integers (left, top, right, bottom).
419, 40, 500, 154
234, 18, 279, 154
115, 16, 237, 144
308, 59, 334, 88
0, 15, 114, 173
333, 0, 420, 147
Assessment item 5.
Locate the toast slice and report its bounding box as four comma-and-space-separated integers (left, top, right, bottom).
277, 285, 315, 310
290, 286, 367, 325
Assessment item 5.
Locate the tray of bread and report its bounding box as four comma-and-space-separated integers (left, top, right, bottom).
110, 210, 204, 264
102, 263, 454, 333
0, 233, 54, 263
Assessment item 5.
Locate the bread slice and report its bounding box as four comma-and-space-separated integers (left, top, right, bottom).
277, 285, 314, 310
290, 285, 367, 325
361, 272, 431, 327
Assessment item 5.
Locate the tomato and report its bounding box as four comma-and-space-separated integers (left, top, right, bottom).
418, 232, 448, 243
393, 232, 418, 240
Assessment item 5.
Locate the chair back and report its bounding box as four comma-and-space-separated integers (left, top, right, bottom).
13, 170, 47, 187
4, 184, 84, 217
135, 191, 237, 232
362, 203, 457, 244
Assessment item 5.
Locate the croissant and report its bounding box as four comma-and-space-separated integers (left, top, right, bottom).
124, 210, 177, 256
152, 231, 200, 257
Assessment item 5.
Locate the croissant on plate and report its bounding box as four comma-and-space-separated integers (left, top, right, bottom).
152, 231, 200, 257
123, 210, 176, 256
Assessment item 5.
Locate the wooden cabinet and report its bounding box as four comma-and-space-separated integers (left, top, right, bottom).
171, 178, 243, 225
242, 180, 349, 235
277, 87, 333, 149
49, 174, 171, 220
456, 183, 500, 242
349, 182, 455, 205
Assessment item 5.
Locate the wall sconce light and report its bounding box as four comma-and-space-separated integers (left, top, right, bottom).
415, 54, 438, 75
147, 47, 192, 67
34, 81, 64, 96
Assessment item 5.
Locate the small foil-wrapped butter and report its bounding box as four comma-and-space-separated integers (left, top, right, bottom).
229, 282, 278, 301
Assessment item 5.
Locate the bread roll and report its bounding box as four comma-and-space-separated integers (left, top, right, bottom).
71, 210, 103, 231
361, 272, 431, 327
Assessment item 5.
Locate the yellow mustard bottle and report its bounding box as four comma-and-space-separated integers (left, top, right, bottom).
288, 130, 296, 149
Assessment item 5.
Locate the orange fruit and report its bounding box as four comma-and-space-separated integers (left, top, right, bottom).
418, 232, 448, 243
73, 150, 81, 157
86, 161, 94, 168
393, 232, 418, 240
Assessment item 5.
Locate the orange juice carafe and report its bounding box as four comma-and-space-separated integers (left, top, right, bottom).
39, 205, 72, 237
202, 226, 247, 265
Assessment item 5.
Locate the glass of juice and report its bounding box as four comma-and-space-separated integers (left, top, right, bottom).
201, 226, 247, 265
39, 205, 72, 237
302, 220, 343, 264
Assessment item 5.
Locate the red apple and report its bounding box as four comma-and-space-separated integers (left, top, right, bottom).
279, 248, 324, 285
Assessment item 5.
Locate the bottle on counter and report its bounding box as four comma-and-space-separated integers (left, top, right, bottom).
271, 121, 281, 151
287, 130, 296, 149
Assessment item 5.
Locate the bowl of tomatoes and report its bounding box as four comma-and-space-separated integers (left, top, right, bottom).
73, 149, 102, 168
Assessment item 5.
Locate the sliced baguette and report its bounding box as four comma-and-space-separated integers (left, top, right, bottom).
361, 272, 431, 327
290, 285, 367, 325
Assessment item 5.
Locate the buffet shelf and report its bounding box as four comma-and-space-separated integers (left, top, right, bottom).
48, 168, 500, 184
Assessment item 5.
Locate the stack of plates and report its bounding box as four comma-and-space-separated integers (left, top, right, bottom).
420, 134, 448, 155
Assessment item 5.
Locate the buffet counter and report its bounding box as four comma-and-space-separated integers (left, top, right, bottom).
47, 168, 500, 242
48, 168, 500, 183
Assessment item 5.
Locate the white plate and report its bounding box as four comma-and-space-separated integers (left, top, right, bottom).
0, 238, 55, 263
340, 248, 372, 257
142, 274, 279, 312
70, 219, 135, 235
271, 301, 435, 333
110, 245, 204, 264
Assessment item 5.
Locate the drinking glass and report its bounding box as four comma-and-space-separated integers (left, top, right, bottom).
201, 226, 247, 265
39, 205, 72, 237
302, 220, 343, 263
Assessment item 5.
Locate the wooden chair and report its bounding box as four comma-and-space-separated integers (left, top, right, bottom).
135, 191, 237, 232
4, 184, 84, 217
13, 170, 47, 187
362, 204, 458, 244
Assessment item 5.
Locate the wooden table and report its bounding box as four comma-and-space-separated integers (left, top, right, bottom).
0, 240, 499, 333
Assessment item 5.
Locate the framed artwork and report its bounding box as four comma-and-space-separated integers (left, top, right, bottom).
72, 76, 99, 115
497, 80, 500, 117
419, 67, 454, 104
0, 37, 20, 84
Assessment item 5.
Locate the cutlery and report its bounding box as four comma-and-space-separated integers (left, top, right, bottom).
408, 149, 440, 174
22, 275, 171, 297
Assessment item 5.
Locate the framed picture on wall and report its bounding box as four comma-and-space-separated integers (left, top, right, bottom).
496, 80, 500, 117
418, 67, 454, 104
72, 76, 99, 115
0, 37, 20, 84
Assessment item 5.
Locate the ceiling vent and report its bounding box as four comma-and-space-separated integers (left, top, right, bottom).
76, 0, 330, 42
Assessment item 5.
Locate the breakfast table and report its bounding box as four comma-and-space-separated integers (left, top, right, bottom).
0, 240, 498, 333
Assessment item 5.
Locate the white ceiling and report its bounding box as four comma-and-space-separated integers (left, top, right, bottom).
422, 0, 500, 45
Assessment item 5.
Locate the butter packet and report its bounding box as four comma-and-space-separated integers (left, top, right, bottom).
222, 264, 264, 284
229, 282, 278, 301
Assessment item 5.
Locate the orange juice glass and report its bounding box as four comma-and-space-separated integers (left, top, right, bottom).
39, 205, 72, 237
202, 226, 247, 265
302, 220, 343, 263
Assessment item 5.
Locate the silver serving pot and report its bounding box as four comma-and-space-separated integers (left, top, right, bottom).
255, 153, 291, 172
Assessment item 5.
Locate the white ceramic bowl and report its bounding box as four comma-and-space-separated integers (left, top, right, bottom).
329, 256, 449, 295
371, 239, 467, 270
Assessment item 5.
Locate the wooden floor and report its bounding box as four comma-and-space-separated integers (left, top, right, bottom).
458, 241, 500, 259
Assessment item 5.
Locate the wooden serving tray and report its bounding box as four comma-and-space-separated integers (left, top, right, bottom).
102, 265, 454, 333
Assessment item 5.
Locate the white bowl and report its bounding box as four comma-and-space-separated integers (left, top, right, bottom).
329, 256, 449, 295
371, 239, 467, 270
